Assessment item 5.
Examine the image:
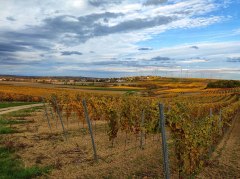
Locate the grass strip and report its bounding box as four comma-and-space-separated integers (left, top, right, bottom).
0, 102, 38, 109
0, 126, 15, 134
2, 107, 42, 118
0, 147, 51, 179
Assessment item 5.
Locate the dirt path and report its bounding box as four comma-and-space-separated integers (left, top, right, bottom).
197, 113, 240, 178
0, 103, 43, 115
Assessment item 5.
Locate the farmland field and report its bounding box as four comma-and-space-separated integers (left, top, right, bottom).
0, 78, 240, 178
2, 0, 240, 178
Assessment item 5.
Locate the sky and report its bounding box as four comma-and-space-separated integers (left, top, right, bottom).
0, 0, 240, 79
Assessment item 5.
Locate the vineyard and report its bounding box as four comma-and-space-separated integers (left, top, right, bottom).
0, 84, 240, 178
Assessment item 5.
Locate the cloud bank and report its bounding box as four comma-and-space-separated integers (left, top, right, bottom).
0, 0, 239, 79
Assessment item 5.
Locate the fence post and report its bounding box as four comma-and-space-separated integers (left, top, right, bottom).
82, 99, 98, 162
159, 103, 170, 179
53, 97, 67, 140
219, 109, 222, 135
49, 107, 58, 128
140, 109, 145, 150
210, 108, 213, 118
42, 98, 52, 132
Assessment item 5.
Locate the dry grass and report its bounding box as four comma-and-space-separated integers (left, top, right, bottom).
1, 109, 179, 178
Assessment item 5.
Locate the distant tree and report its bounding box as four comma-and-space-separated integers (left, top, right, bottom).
207, 80, 240, 88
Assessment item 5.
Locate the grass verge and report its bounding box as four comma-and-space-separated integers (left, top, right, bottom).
0, 119, 30, 125
0, 126, 15, 134
0, 109, 36, 134
2, 107, 42, 118
0, 147, 51, 179
0, 106, 51, 178
0, 102, 38, 109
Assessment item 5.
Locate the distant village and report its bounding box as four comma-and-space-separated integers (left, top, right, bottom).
0, 75, 159, 86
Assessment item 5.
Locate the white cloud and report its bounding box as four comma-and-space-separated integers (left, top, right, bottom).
71, 0, 88, 8
136, 41, 240, 60
0, 0, 238, 79
180, 59, 208, 64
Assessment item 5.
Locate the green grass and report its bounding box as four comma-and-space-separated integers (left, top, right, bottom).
0, 102, 37, 109
0, 107, 39, 134
207, 80, 240, 88
0, 116, 18, 134
0, 147, 51, 179
2, 107, 42, 118
0, 105, 51, 178
0, 106, 41, 134
0, 119, 30, 125
0, 126, 15, 134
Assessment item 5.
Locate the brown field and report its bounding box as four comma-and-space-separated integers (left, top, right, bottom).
0, 81, 125, 95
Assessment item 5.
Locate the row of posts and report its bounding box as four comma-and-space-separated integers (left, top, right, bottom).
43, 99, 224, 179
42, 97, 170, 179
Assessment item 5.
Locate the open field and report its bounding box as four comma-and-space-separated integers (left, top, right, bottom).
0, 81, 148, 98
0, 81, 127, 95
1, 0, 240, 178
0, 78, 240, 178
0, 77, 213, 100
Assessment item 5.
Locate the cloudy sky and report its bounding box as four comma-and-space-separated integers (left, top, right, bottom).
0, 0, 240, 79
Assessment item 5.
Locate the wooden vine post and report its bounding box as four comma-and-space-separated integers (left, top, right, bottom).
140, 109, 145, 150
82, 99, 98, 162
42, 97, 52, 132
159, 103, 170, 179
53, 97, 67, 140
